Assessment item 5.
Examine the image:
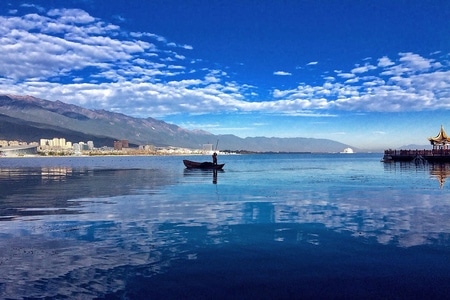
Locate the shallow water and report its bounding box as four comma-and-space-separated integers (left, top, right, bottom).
1, 154, 450, 299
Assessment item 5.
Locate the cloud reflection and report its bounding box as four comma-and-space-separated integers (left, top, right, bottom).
1, 162, 450, 298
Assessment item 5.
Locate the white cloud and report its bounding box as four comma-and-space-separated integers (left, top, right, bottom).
337, 73, 355, 79
47, 8, 95, 24
130, 32, 166, 43
181, 44, 193, 50
273, 71, 292, 76
0, 9, 184, 84
398, 52, 432, 71
272, 52, 450, 113
377, 56, 394, 68
351, 64, 376, 74
345, 78, 359, 84
306, 61, 318, 66
1, 7, 450, 120
20, 3, 45, 13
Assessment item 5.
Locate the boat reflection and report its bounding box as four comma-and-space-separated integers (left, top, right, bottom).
183, 168, 224, 184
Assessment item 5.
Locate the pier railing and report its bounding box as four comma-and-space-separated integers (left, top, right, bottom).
384, 149, 450, 157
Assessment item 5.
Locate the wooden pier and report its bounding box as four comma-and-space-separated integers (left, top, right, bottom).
382, 125, 450, 163
382, 149, 450, 163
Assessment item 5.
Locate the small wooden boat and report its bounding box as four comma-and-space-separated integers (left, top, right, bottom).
183, 159, 225, 170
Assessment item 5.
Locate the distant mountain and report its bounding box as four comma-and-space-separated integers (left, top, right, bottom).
0, 94, 355, 152
398, 144, 432, 150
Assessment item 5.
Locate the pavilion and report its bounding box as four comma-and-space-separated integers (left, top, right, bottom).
428, 125, 450, 150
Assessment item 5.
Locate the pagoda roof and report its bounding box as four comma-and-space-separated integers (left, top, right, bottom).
428, 125, 450, 145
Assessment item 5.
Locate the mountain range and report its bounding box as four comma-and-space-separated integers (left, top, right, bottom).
0, 94, 355, 152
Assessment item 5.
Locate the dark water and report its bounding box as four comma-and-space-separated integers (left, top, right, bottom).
1, 154, 450, 299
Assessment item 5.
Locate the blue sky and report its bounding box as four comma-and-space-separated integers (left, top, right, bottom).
1, 1, 450, 151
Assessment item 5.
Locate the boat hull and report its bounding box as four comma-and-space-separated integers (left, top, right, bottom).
183, 159, 225, 170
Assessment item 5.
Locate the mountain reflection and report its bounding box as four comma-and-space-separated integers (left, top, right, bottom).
0, 167, 173, 220
2, 156, 450, 298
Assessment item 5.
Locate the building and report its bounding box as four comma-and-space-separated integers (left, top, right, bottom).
52, 138, 66, 148
121, 140, 129, 148
114, 140, 129, 150
40, 138, 72, 149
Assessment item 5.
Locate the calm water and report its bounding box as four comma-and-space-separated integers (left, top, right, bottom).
1, 153, 450, 299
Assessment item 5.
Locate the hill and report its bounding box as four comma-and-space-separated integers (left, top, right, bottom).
0, 94, 355, 152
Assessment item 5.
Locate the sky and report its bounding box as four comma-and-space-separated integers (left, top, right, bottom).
1, 0, 450, 151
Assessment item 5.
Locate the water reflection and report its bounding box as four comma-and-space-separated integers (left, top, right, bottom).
183, 168, 223, 184
3, 188, 450, 298
2, 157, 450, 298
0, 167, 174, 220
429, 163, 450, 188
383, 161, 450, 188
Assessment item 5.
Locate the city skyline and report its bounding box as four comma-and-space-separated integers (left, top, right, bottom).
1, 1, 450, 150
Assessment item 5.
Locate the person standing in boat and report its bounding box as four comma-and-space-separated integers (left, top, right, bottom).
212, 152, 217, 165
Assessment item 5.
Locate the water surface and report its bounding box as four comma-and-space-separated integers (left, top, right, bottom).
1, 154, 450, 299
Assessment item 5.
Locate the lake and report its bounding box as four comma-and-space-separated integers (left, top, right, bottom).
1, 153, 450, 299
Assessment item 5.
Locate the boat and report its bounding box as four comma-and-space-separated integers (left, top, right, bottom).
183, 159, 225, 170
